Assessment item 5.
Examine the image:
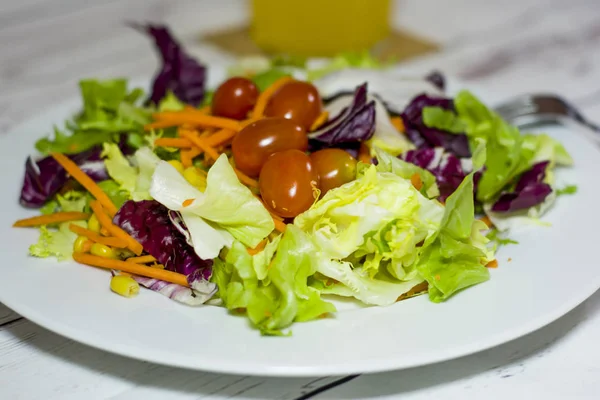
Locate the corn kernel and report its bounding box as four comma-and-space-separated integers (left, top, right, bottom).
110, 275, 139, 298
90, 243, 117, 259
73, 236, 92, 253
183, 167, 207, 191
87, 214, 101, 233
168, 160, 185, 174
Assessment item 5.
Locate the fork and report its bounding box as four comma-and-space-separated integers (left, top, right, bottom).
493, 94, 600, 134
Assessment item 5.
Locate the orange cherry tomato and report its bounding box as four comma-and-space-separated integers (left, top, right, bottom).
310, 149, 357, 195
211, 77, 259, 120
259, 150, 319, 218
264, 81, 323, 130
232, 117, 308, 177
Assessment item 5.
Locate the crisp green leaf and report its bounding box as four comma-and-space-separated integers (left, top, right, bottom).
556, 184, 577, 196
374, 148, 440, 198
422, 106, 467, 133
252, 69, 292, 92
29, 223, 78, 261
97, 180, 129, 209
102, 143, 137, 193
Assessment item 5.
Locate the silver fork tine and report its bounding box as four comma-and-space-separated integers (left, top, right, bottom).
494, 94, 600, 133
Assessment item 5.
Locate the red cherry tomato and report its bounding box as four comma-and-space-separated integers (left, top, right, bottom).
263, 81, 323, 130
259, 150, 319, 218
310, 149, 357, 195
211, 77, 259, 120
232, 117, 308, 177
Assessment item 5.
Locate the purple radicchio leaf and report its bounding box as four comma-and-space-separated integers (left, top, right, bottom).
425, 71, 446, 92
401, 94, 471, 158
135, 24, 206, 106
20, 146, 109, 208
491, 161, 552, 212
132, 276, 217, 306
113, 200, 213, 281
402, 147, 470, 202
308, 83, 376, 146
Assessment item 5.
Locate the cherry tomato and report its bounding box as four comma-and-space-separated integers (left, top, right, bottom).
232, 117, 308, 177
211, 77, 259, 120
259, 150, 319, 218
264, 81, 323, 130
310, 149, 357, 195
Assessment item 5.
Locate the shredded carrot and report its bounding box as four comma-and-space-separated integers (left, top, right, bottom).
13, 212, 90, 228
273, 218, 287, 233
410, 173, 423, 191
179, 130, 221, 161
234, 167, 259, 187
73, 253, 188, 286
479, 215, 493, 228
150, 111, 241, 131
154, 138, 193, 148
486, 259, 499, 268
100, 227, 110, 236
358, 143, 372, 164
180, 149, 194, 168
247, 239, 267, 255
197, 105, 210, 114
90, 201, 143, 256
68, 224, 128, 248
126, 255, 157, 264
252, 76, 293, 118
51, 153, 118, 216
310, 111, 329, 131
182, 198, 194, 207
205, 128, 236, 147
391, 116, 405, 132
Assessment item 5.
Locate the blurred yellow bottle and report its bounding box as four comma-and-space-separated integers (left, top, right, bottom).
251, 0, 391, 57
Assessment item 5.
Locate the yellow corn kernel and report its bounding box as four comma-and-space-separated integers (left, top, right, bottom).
87, 214, 101, 233
168, 160, 185, 174
110, 275, 140, 298
183, 166, 207, 191
73, 236, 92, 253
90, 243, 117, 259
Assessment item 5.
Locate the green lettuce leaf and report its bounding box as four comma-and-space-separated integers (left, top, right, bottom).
252, 69, 292, 92
150, 155, 274, 255
374, 148, 439, 198
158, 91, 186, 112
97, 180, 130, 209
415, 147, 493, 302
213, 226, 335, 335
102, 143, 137, 193
556, 184, 577, 196
307, 51, 384, 81
29, 223, 79, 261
422, 106, 467, 133
35, 79, 151, 155
295, 164, 445, 304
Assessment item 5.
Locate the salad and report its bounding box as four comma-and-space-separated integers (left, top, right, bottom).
13, 25, 575, 335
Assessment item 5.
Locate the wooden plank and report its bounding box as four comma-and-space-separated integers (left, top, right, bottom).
0, 304, 21, 326
0, 318, 348, 399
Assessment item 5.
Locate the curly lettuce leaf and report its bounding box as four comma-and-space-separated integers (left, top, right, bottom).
374, 148, 439, 199
213, 226, 335, 335
150, 155, 274, 255
422, 106, 467, 134
29, 223, 78, 261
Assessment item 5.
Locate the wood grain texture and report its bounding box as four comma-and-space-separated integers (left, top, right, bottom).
1, 0, 600, 399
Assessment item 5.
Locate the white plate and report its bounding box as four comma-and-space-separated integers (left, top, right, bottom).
0, 73, 599, 377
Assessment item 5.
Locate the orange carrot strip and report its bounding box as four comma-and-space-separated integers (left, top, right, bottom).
13, 212, 90, 228
234, 167, 259, 187
310, 111, 329, 131
410, 173, 423, 191
68, 224, 128, 248
152, 112, 241, 131
126, 255, 157, 264
252, 76, 293, 118
205, 128, 236, 146
196, 105, 211, 113
179, 130, 221, 161
391, 116, 405, 132
358, 143, 372, 164
154, 138, 193, 148
90, 201, 143, 256
180, 150, 194, 168
486, 259, 499, 268
479, 215, 493, 228
247, 239, 268, 255
73, 253, 188, 286
51, 153, 118, 216
273, 218, 287, 233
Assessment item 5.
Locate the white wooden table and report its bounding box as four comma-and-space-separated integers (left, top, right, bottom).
1, 1, 599, 398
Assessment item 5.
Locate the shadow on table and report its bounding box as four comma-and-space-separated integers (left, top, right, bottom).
3, 291, 598, 400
